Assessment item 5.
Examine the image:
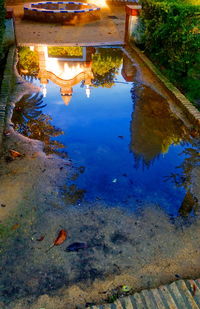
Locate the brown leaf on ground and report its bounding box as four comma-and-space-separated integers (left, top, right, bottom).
9, 150, 22, 158
54, 229, 67, 246
46, 229, 67, 252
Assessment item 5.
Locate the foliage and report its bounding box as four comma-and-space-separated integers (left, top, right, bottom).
48, 46, 83, 58
184, 0, 200, 5
18, 47, 39, 76
0, 0, 5, 60
91, 48, 123, 88
165, 137, 200, 216
166, 138, 200, 190
12, 93, 46, 123
92, 68, 116, 88
139, 0, 200, 105
12, 93, 65, 155
130, 84, 191, 168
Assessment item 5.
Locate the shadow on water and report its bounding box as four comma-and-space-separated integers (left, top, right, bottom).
0, 45, 200, 308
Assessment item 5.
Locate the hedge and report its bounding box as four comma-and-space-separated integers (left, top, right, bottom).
139, 0, 200, 105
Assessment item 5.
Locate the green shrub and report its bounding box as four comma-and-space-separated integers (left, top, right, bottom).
48, 46, 83, 58
139, 0, 200, 105
18, 46, 39, 75
0, 0, 5, 59
92, 48, 123, 88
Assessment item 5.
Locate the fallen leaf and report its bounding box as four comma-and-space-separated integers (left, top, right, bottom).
46, 229, 67, 252
9, 150, 22, 158
11, 223, 20, 230
54, 229, 67, 246
37, 235, 45, 242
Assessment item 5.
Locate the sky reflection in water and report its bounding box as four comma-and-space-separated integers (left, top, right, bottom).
16, 45, 197, 216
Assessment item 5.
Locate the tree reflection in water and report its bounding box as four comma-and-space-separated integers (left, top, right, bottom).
18, 47, 39, 76
92, 48, 123, 88
166, 139, 200, 216
130, 82, 200, 216
130, 84, 191, 168
12, 93, 65, 156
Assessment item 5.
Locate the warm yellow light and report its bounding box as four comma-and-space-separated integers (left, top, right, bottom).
96, 0, 108, 8
87, 0, 108, 8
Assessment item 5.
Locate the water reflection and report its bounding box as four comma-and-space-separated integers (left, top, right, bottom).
122, 53, 200, 217
16, 45, 199, 215
166, 138, 200, 216
92, 48, 122, 88
120, 55, 191, 168
130, 83, 191, 168
12, 93, 65, 156
18, 46, 123, 105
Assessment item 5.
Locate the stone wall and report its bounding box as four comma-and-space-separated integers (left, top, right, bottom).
0, 47, 15, 148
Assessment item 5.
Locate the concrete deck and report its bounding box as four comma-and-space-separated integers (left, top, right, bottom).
90, 279, 200, 308
7, 4, 126, 46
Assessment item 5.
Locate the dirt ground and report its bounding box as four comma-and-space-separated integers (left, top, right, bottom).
8, 4, 126, 45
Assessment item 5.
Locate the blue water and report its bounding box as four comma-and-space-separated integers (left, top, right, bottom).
17, 46, 195, 216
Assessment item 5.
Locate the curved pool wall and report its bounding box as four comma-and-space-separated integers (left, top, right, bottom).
24, 1, 101, 24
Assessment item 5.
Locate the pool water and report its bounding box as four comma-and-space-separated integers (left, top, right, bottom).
15, 45, 196, 216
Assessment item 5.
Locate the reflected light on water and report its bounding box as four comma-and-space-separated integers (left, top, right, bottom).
47, 59, 85, 80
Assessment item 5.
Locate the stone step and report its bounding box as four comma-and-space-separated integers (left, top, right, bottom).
88, 279, 200, 309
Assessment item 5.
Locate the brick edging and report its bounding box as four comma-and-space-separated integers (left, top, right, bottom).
0, 47, 16, 147
126, 44, 200, 127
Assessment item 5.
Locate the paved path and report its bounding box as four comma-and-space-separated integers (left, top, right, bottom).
90, 279, 200, 308
8, 5, 125, 46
